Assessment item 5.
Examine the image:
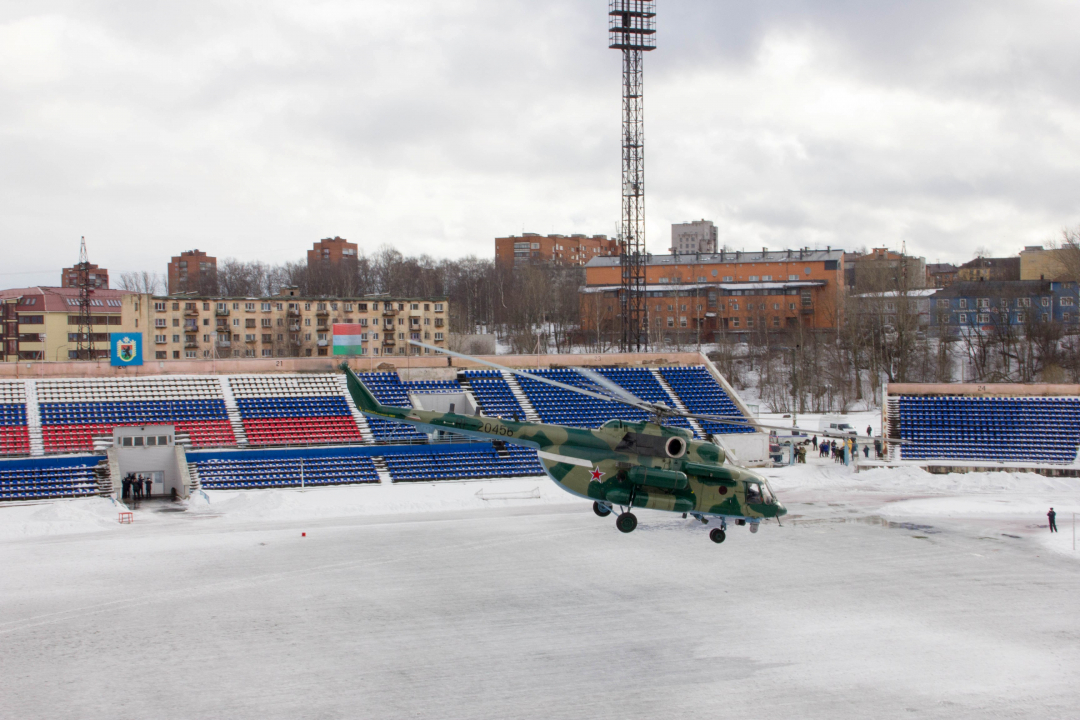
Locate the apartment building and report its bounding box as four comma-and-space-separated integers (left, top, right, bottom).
60, 264, 109, 290
307, 237, 358, 267
168, 250, 217, 294
495, 233, 619, 267
147, 293, 448, 360
0, 287, 145, 361
670, 220, 718, 255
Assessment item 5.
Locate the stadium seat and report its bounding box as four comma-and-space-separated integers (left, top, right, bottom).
898, 396, 1080, 465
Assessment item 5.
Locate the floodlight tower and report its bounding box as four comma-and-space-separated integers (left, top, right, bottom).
609, 0, 655, 352
74, 236, 96, 361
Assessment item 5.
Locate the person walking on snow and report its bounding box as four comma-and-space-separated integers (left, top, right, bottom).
1048, 507, 1058, 532
866, 425, 872, 437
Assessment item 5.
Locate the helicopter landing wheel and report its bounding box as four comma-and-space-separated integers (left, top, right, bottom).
593, 501, 611, 517
709, 528, 726, 544
615, 512, 638, 533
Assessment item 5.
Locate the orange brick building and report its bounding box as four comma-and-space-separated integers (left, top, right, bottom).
168, 250, 217, 294
308, 237, 358, 266
495, 233, 619, 267
60, 264, 109, 289
581, 248, 845, 338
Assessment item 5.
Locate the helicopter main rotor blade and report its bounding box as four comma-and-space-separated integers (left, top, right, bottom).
408, 341, 902, 443
574, 367, 658, 412
407, 341, 637, 408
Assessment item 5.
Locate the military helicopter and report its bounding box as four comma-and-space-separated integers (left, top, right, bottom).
342, 343, 861, 543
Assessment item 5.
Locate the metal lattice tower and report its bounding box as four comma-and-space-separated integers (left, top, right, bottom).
609, 0, 655, 351
74, 236, 95, 361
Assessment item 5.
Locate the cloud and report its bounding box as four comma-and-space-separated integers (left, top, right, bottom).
1, 0, 1079, 288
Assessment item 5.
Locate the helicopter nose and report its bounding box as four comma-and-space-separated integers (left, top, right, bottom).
775, 502, 788, 517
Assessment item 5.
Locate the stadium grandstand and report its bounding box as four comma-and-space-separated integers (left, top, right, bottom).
0, 353, 760, 503
884, 383, 1080, 475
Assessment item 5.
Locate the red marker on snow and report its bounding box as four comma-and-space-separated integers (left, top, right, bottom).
302, 532, 306, 537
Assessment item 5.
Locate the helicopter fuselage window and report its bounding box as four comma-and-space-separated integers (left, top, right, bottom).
745, 484, 763, 504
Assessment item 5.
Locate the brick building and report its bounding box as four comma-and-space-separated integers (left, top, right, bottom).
308, 237, 358, 267
926, 263, 958, 288
168, 250, 217, 294
60, 264, 109, 290
495, 233, 619, 267
581, 248, 845, 339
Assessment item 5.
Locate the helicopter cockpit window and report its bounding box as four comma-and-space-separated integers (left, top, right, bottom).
745, 483, 763, 504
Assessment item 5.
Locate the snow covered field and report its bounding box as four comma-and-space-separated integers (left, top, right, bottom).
2, 460, 1078, 719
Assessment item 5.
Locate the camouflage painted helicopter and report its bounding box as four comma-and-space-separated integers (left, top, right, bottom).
342, 343, 822, 543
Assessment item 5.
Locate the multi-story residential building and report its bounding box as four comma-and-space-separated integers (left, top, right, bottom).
147, 292, 448, 360
1019, 246, 1072, 281
168, 250, 217, 294
929, 280, 1080, 334
581, 248, 845, 338
60, 264, 109, 289
0, 287, 449, 361
670, 220, 718, 255
956, 256, 1020, 282
495, 233, 619, 267
0, 287, 146, 361
307, 237, 358, 267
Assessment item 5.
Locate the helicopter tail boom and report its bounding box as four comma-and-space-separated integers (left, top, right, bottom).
340, 362, 410, 421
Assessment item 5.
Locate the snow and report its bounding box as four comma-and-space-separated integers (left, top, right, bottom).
2, 460, 1079, 719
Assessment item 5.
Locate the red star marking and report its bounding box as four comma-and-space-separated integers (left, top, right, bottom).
590, 467, 604, 482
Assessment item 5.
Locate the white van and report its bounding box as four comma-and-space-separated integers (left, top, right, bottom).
818, 416, 856, 435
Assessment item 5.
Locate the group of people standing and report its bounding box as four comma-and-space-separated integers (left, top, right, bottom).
122, 473, 152, 500
814, 437, 858, 465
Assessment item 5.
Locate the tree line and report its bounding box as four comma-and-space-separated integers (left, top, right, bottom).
117, 247, 584, 339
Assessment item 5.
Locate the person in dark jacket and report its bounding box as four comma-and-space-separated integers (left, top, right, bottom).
874, 439, 883, 458
121, 476, 130, 499
866, 425, 872, 437
863, 444, 870, 458
133, 475, 143, 500
1048, 507, 1057, 532
144, 476, 152, 498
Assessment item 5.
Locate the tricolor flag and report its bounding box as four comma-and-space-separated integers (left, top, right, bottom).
332, 324, 366, 355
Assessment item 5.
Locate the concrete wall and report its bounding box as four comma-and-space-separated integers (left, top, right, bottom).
0, 351, 710, 378
888, 383, 1080, 397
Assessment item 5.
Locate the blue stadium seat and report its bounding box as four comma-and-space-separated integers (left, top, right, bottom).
898, 396, 1080, 464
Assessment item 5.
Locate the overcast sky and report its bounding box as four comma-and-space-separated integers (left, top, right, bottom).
3, 0, 1080, 288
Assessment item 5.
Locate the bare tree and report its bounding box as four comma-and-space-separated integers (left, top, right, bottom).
117, 271, 163, 294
